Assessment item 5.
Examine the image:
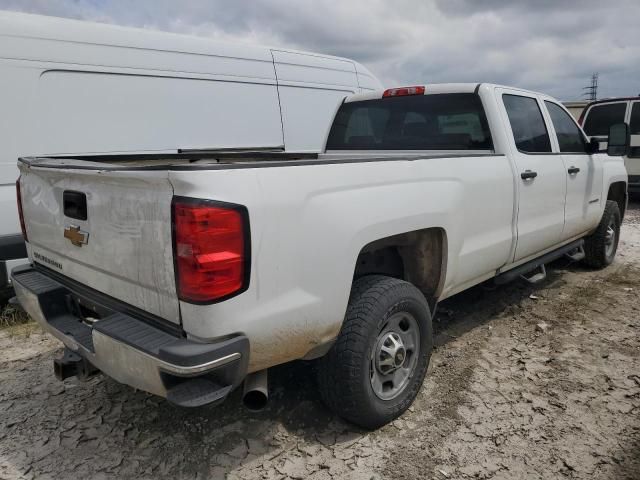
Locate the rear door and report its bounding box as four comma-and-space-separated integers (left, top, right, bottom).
498, 89, 567, 261
543, 100, 603, 239
19, 162, 180, 324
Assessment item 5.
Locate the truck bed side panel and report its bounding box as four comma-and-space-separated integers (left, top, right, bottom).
170, 154, 515, 371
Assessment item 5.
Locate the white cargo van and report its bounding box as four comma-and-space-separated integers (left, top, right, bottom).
0, 11, 381, 286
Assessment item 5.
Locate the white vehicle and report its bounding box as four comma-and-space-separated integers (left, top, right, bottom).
580, 97, 640, 193
13, 83, 629, 429
0, 11, 380, 287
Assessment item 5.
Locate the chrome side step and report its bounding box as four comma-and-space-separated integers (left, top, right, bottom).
520, 264, 546, 284
565, 245, 585, 262
495, 239, 584, 285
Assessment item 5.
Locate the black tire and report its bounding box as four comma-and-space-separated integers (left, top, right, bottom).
583, 200, 621, 269
317, 275, 432, 429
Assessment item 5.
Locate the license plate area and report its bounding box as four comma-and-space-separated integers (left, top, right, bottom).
65, 292, 109, 326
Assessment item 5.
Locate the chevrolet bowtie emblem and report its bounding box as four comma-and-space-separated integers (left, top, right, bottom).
63, 225, 89, 247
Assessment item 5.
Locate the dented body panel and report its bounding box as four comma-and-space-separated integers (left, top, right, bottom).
19, 164, 179, 323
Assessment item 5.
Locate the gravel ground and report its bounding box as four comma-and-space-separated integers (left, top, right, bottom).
1, 201, 639, 480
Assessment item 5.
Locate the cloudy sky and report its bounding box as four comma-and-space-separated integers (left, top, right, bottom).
1, 0, 638, 101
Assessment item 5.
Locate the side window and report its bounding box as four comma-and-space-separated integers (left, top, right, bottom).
503, 94, 552, 153
583, 103, 627, 136
630, 102, 640, 135
630, 102, 640, 158
544, 101, 588, 153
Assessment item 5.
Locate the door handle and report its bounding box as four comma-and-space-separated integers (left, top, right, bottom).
521, 170, 538, 180
568, 166, 580, 175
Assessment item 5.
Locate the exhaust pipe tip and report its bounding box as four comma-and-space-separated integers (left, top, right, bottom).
243, 389, 268, 411
242, 369, 268, 412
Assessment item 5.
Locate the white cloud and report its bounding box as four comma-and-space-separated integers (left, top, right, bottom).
0, 0, 638, 100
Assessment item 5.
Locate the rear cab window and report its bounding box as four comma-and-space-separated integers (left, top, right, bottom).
502, 94, 552, 153
326, 93, 493, 150
583, 102, 627, 137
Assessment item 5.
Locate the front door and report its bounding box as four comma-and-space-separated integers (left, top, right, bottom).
543, 100, 603, 239
498, 89, 567, 262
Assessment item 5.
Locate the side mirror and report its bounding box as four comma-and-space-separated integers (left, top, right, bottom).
607, 123, 630, 156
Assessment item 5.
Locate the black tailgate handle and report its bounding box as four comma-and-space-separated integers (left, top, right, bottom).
63, 191, 88, 221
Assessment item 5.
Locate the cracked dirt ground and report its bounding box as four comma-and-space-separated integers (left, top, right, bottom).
1, 201, 639, 480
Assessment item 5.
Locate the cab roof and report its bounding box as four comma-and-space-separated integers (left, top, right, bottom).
343, 82, 551, 103
344, 83, 480, 103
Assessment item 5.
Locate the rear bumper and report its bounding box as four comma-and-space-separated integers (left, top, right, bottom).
12, 265, 249, 407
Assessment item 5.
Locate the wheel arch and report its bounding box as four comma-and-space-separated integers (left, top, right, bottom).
352, 227, 448, 311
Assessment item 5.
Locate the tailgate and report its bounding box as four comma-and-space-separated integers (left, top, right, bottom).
18, 163, 180, 324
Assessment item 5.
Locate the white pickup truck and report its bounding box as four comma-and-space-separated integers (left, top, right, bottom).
13, 83, 629, 429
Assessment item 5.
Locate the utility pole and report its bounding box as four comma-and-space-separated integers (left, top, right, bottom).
582, 73, 598, 101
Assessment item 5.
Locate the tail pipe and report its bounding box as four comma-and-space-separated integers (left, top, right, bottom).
242, 369, 268, 411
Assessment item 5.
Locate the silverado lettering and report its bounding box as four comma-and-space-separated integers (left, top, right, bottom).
32, 251, 63, 271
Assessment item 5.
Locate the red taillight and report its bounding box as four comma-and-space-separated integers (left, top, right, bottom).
16, 177, 27, 242
383, 86, 425, 98
172, 198, 250, 303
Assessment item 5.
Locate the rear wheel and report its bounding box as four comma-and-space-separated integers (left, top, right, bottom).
583, 200, 621, 269
317, 275, 432, 429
